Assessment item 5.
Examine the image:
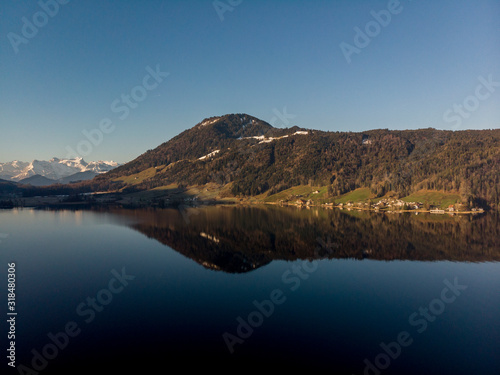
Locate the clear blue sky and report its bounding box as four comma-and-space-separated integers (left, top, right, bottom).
1, 0, 499, 163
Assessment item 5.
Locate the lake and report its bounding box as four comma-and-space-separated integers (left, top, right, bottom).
1, 206, 499, 374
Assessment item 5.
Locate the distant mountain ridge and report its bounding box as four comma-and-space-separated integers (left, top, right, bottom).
16, 175, 59, 187
0, 158, 119, 184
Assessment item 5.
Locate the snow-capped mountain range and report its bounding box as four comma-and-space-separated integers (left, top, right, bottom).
0, 158, 120, 183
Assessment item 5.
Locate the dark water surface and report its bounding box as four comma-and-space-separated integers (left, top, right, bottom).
1, 206, 499, 374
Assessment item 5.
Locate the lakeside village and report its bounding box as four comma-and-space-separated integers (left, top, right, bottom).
276, 196, 485, 215
0, 188, 486, 214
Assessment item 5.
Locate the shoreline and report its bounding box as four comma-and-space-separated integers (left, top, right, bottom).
1, 199, 489, 215
253, 202, 485, 215
1, 190, 492, 214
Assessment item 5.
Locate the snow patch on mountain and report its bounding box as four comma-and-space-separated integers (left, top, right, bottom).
0, 161, 30, 179
198, 150, 220, 160
200, 118, 220, 127
240, 131, 309, 144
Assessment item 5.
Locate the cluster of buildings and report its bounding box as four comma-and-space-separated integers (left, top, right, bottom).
336, 198, 422, 211
276, 194, 485, 214
336, 199, 483, 213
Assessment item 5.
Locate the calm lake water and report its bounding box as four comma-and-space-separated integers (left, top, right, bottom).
1, 206, 499, 374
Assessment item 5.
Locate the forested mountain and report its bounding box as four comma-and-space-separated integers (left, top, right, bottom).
93, 114, 499, 209
105, 114, 275, 177
7, 114, 499, 209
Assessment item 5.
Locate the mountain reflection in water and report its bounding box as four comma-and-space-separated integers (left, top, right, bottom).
98, 206, 500, 272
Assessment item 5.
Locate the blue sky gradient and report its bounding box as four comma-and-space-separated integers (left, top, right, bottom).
1, 0, 499, 163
